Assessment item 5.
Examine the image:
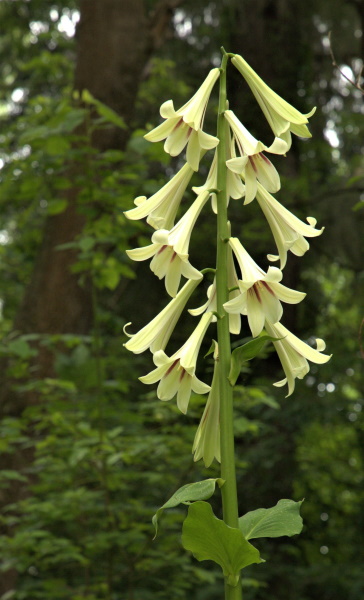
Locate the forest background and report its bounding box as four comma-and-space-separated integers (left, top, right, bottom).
0, 0, 363, 599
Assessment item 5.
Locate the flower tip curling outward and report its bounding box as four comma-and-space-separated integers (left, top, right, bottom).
231, 54, 316, 149
144, 68, 220, 171
265, 321, 331, 397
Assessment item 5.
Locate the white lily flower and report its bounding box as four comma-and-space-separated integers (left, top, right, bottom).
124, 163, 194, 230
224, 238, 305, 337
140, 312, 213, 414
189, 243, 241, 335
265, 321, 331, 397
193, 353, 221, 467
144, 69, 220, 171
224, 110, 288, 204
256, 183, 324, 269
126, 190, 209, 297
124, 278, 202, 355
232, 54, 316, 150
192, 140, 245, 213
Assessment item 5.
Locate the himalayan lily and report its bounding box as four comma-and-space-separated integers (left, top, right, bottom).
144, 68, 220, 171
265, 321, 331, 397
193, 350, 220, 467
124, 277, 202, 355
139, 312, 213, 414
232, 54, 316, 150
224, 109, 288, 203
189, 243, 241, 335
224, 238, 305, 337
124, 163, 194, 230
256, 183, 324, 269
126, 190, 209, 297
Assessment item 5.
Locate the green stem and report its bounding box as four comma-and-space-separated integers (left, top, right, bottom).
216, 49, 242, 600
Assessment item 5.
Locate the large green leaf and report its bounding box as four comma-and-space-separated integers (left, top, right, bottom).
182, 501, 261, 586
229, 336, 277, 386
152, 478, 224, 537
239, 499, 303, 540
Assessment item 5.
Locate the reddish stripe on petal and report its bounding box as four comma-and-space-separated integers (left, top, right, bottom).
249, 156, 258, 173
252, 284, 262, 303
157, 245, 167, 255
259, 152, 272, 165
179, 368, 187, 382
170, 251, 177, 263
165, 359, 180, 376
173, 118, 184, 131
261, 280, 276, 296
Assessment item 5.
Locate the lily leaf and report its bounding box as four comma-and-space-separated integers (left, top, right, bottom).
152, 478, 224, 537
239, 499, 303, 540
229, 335, 276, 386
182, 501, 262, 586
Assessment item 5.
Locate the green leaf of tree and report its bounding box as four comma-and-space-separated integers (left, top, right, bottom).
229, 335, 277, 386
182, 501, 262, 586
152, 478, 224, 537
239, 499, 304, 540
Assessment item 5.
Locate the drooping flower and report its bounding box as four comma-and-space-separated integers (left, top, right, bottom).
224, 238, 305, 337
144, 69, 220, 171
232, 54, 316, 150
126, 190, 210, 297
192, 137, 245, 212
124, 163, 194, 230
265, 321, 331, 397
256, 183, 324, 269
124, 278, 202, 355
193, 351, 220, 467
139, 312, 213, 414
189, 243, 241, 335
224, 109, 288, 203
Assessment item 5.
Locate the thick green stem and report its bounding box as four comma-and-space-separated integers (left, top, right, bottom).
216, 50, 242, 600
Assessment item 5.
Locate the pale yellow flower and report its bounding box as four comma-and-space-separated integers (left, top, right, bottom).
232, 54, 316, 150
144, 69, 220, 171
140, 312, 213, 414
193, 355, 220, 467
265, 321, 331, 397
224, 238, 305, 337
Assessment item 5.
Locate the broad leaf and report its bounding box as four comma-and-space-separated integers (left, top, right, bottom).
239, 499, 303, 540
182, 501, 261, 586
229, 336, 276, 386
152, 478, 223, 537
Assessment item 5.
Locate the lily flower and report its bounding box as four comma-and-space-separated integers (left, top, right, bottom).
224, 109, 288, 203
256, 183, 324, 269
144, 68, 220, 171
192, 138, 245, 212
124, 278, 202, 355
126, 190, 210, 297
193, 353, 221, 467
189, 243, 241, 335
224, 238, 305, 337
232, 54, 316, 150
265, 321, 331, 397
124, 163, 194, 230
140, 312, 213, 414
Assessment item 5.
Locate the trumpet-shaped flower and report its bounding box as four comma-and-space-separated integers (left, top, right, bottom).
124, 163, 194, 230
189, 243, 241, 335
140, 312, 213, 414
224, 109, 288, 203
224, 238, 305, 337
256, 183, 324, 269
265, 321, 331, 397
193, 358, 220, 467
126, 190, 209, 297
232, 54, 316, 150
144, 69, 220, 171
124, 278, 202, 355
192, 138, 245, 212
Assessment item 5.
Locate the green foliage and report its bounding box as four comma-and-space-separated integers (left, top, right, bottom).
239, 500, 303, 540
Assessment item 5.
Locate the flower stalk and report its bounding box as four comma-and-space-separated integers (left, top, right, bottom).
216, 49, 243, 600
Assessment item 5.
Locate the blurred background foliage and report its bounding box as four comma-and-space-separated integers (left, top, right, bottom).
0, 0, 363, 599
